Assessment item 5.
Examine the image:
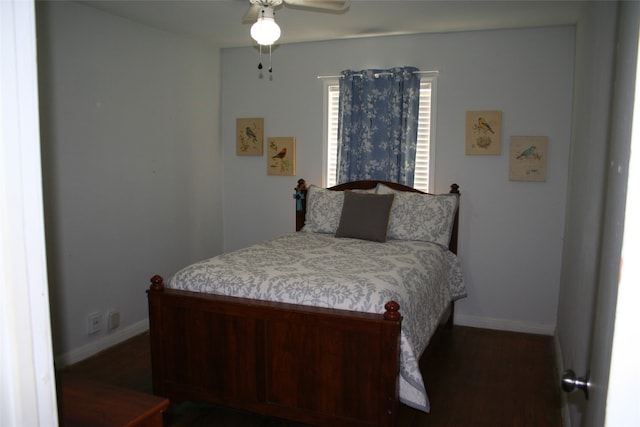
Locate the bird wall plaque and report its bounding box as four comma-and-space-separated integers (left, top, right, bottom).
267, 136, 296, 176
236, 117, 264, 156
465, 110, 502, 155
509, 136, 548, 182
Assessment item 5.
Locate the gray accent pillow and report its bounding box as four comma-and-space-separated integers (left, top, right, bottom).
335, 191, 395, 242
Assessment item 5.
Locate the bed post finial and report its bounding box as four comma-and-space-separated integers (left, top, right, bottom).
149, 275, 165, 292
293, 179, 308, 211
383, 301, 401, 321
295, 178, 309, 231
450, 183, 460, 194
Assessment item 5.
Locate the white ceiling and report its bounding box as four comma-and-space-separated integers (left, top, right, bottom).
75, 0, 588, 48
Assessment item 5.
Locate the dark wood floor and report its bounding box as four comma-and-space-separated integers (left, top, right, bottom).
59, 326, 562, 427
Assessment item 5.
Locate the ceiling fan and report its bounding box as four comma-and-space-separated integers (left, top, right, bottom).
244, 0, 349, 73
243, 0, 350, 24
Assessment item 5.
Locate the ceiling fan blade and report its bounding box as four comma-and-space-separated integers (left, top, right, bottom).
284, 0, 350, 12
242, 4, 261, 23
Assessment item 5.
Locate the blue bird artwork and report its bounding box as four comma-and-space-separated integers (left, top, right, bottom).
245, 126, 257, 143
516, 145, 539, 160
509, 136, 547, 182
236, 118, 263, 156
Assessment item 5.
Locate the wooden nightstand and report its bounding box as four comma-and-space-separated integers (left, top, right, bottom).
58, 376, 169, 427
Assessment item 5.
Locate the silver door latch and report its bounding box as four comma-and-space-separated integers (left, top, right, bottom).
562, 369, 590, 400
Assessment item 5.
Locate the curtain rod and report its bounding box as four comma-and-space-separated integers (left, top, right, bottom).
317, 70, 439, 79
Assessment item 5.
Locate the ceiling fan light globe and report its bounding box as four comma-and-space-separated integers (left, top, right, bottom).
250, 17, 281, 45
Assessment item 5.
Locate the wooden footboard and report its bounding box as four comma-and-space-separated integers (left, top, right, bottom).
147, 275, 403, 427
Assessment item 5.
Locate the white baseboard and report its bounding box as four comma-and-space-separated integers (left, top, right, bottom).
454, 314, 556, 335
554, 334, 572, 427
55, 318, 149, 368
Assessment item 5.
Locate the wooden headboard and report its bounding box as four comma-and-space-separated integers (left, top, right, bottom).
294, 180, 460, 254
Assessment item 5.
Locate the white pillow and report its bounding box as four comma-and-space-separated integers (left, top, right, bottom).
302, 185, 345, 234
376, 184, 458, 245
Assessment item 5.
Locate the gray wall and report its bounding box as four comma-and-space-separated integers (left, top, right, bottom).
221, 26, 576, 334
36, 1, 223, 362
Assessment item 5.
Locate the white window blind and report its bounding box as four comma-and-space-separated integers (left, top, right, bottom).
326, 83, 340, 187
414, 79, 433, 193
325, 78, 435, 192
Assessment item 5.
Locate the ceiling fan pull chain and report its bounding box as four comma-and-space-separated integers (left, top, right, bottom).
269, 44, 273, 73
258, 44, 263, 70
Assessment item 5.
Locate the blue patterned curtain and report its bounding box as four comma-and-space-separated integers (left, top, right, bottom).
336, 67, 421, 186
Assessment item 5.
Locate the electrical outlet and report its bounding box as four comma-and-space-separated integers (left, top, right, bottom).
87, 312, 102, 335
107, 310, 120, 330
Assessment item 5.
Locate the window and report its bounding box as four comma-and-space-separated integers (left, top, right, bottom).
323, 77, 436, 192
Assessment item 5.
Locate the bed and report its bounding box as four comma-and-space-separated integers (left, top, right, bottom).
147, 180, 465, 427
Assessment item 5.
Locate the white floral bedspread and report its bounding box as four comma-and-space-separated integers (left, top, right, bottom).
168, 232, 466, 413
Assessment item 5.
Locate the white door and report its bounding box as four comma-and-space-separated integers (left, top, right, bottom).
0, 0, 59, 425
563, 3, 640, 426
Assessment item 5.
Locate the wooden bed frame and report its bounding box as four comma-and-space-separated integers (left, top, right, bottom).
147, 180, 460, 427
